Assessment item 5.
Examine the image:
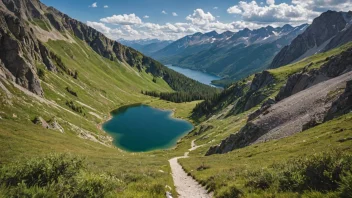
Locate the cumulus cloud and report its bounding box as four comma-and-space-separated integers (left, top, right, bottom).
86, 0, 352, 40
227, 1, 319, 23
100, 14, 142, 25
161, 10, 167, 14
227, 6, 242, 14
90, 2, 97, 8
87, 21, 110, 33
266, 0, 275, 5
293, 0, 352, 12
172, 12, 178, 16
213, 7, 218, 10
186, 9, 216, 26
104, 5, 108, 8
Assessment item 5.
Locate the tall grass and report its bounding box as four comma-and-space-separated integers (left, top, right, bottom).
0, 154, 121, 197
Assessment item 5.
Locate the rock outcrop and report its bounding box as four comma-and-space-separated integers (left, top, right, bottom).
207, 71, 352, 155
270, 11, 352, 69
325, 80, 352, 121
231, 71, 275, 114
0, 0, 211, 97
33, 116, 64, 133
276, 47, 352, 101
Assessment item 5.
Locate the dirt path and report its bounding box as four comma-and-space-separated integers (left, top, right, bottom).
168, 140, 211, 198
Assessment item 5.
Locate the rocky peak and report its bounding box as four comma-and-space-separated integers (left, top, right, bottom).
270, 10, 352, 69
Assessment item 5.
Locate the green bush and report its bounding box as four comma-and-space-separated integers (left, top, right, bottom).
0, 154, 120, 197
217, 186, 243, 198
245, 151, 352, 193
339, 172, 352, 198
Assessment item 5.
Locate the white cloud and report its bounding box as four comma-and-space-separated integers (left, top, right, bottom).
172, 12, 178, 16
266, 0, 275, 5
90, 2, 97, 8
293, 0, 352, 12
104, 5, 108, 8
100, 14, 142, 25
213, 7, 218, 10
161, 10, 167, 14
87, 21, 110, 33
86, 1, 352, 41
227, 5, 242, 14
186, 9, 216, 26
227, 1, 319, 23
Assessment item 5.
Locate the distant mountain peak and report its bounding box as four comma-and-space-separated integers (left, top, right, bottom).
270, 10, 352, 69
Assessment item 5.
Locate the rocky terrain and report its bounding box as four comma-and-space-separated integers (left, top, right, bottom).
207, 47, 352, 155
271, 11, 352, 69
0, 0, 213, 98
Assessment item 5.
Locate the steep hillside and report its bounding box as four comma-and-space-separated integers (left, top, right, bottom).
173, 42, 352, 197
0, 0, 215, 197
0, 0, 216, 99
153, 24, 308, 85
271, 10, 352, 68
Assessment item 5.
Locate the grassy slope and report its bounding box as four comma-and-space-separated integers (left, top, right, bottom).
0, 35, 199, 197
176, 42, 352, 197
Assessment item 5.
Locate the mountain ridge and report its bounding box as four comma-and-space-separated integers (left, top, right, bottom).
270, 10, 352, 68
152, 23, 308, 85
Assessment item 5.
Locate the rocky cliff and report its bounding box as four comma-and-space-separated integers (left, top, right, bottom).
0, 0, 216, 97
207, 47, 352, 155
270, 11, 352, 69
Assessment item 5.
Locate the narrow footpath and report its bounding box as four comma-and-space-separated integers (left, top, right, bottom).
168, 140, 211, 198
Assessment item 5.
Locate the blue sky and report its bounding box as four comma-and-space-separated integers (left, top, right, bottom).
41, 0, 352, 40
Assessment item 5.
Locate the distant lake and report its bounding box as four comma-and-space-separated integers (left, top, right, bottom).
102, 104, 193, 152
166, 65, 221, 87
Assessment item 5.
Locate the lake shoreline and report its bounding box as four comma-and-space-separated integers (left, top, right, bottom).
165, 64, 222, 88
99, 103, 194, 153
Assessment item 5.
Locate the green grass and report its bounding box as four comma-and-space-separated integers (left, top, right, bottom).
32, 19, 52, 31
0, 35, 198, 197
1, 17, 352, 198
179, 113, 352, 197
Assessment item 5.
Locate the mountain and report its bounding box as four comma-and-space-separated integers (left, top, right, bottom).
152, 24, 308, 85
0, 0, 216, 99
1, 1, 352, 197
118, 39, 173, 56
271, 10, 352, 68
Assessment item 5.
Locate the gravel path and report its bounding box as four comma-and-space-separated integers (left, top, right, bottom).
169, 140, 211, 198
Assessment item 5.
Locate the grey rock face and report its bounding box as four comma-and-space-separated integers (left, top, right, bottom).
232, 71, 275, 115
276, 47, 352, 101
248, 98, 276, 122
271, 11, 352, 69
207, 48, 352, 155
325, 80, 352, 121
0, 12, 43, 96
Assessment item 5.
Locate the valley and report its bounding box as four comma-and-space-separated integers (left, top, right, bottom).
165, 65, 221, 87
0, 0, 352, 198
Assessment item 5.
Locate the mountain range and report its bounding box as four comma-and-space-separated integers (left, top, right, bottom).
151, 24, 309, 85
271, 10, 352, 68
0, 0, 352, 197
118, 38, 173, 56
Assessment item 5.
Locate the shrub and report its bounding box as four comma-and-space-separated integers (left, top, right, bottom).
245, 151, 352, 193
65, 101, 84, 114
65, 87, 78, 97
339, 172, 352, 198
37, 68, 45, 79
0, 154, 121, 197
217, 186, 243, 198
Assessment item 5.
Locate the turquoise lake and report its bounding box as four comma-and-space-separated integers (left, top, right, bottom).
102, 104, 193, 152
166, 65, 221, 87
